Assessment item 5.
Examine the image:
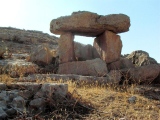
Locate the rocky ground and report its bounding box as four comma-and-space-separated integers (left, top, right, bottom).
0, 27, 160, 119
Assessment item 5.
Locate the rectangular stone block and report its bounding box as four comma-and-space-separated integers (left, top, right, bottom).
58, 32, 75, 63
94, 30, 122, 63
58, 58, 108, 77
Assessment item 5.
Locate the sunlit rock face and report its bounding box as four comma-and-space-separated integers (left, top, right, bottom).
50, 11, 130, 37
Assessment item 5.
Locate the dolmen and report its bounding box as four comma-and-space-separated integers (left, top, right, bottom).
50, 11, 160, 84
50, 11, 130, 76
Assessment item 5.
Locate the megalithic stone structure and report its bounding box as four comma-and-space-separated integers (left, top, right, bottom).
50, 11, 130, 76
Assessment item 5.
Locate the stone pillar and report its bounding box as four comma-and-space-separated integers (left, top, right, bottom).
94, 30, 122, 63
58, 32, 75, 64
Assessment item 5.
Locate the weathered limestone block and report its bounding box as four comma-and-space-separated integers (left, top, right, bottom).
28, 44, 53, 65
74, 41, 100, 61
126, 50, 158, 67
59, 32, 75, 63
58, 58, 108, 77
12, 96, 26, 112
0, 59, 38, 77
50, 11, 130, 36
41, 83, 68, 97
78, 70, 121, 84
152, 64, 160, 84
94, 30, 122, 63
121, 64, 160, 83
29, 98, 46, 111
18, 90, 34, 100
108, 58, 134, 71
34, 83, 68, 99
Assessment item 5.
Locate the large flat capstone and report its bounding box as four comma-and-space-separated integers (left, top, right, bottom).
50, 11, 130, 37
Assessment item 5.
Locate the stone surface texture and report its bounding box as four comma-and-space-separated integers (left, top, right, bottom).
0, 59, 38, 77
50, 11, 130, 36
58, 32, 75, 63
152, 64, 160, 84
107, 58, 134, 71
126, 50, 157, 67
121, 64, 160, 83
0, 27, 58, 54
28, 44, 54, 65
58, 58, 108, 77
94, 30, 122, 63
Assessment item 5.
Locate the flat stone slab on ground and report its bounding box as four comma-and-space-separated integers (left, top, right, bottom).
13, 71, 121, 84
58, 58, 108, 77
50, 11, 130, 37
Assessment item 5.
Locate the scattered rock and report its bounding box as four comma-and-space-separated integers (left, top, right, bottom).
28, 44, 54, 66
29, 98, 46, 112
0, 107, 7, 119
0, 91, 9, 102
128, 96, 136, 103
107, 58, 134, 71
41, 83, 68, 97
0, 59, 38, 77
0, 82, 69, 118
126, 50, 157, 67
50, 11, 130, 36
0, 27, 58, 55
58, 58, 108, 77
94, 30, 122, 63
121, 64, 160, 83
5, 108, 16, 117
12, 96, 26, 112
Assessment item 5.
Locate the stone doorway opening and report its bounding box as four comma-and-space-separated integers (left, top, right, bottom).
74, 36, 94, 46
74, 36, 98, 61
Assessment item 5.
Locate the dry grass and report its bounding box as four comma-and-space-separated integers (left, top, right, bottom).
67, 81, 160, 120
1, 75, 160, 119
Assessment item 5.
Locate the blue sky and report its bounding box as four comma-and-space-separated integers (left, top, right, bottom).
0, 0, 160, 62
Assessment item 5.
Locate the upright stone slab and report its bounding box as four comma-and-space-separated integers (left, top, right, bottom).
58, 32, 75, 64
94, 30, 122, 63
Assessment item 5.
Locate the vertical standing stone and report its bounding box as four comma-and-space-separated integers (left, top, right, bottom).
58, 32, 75, 64
94, 30, 122, 63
